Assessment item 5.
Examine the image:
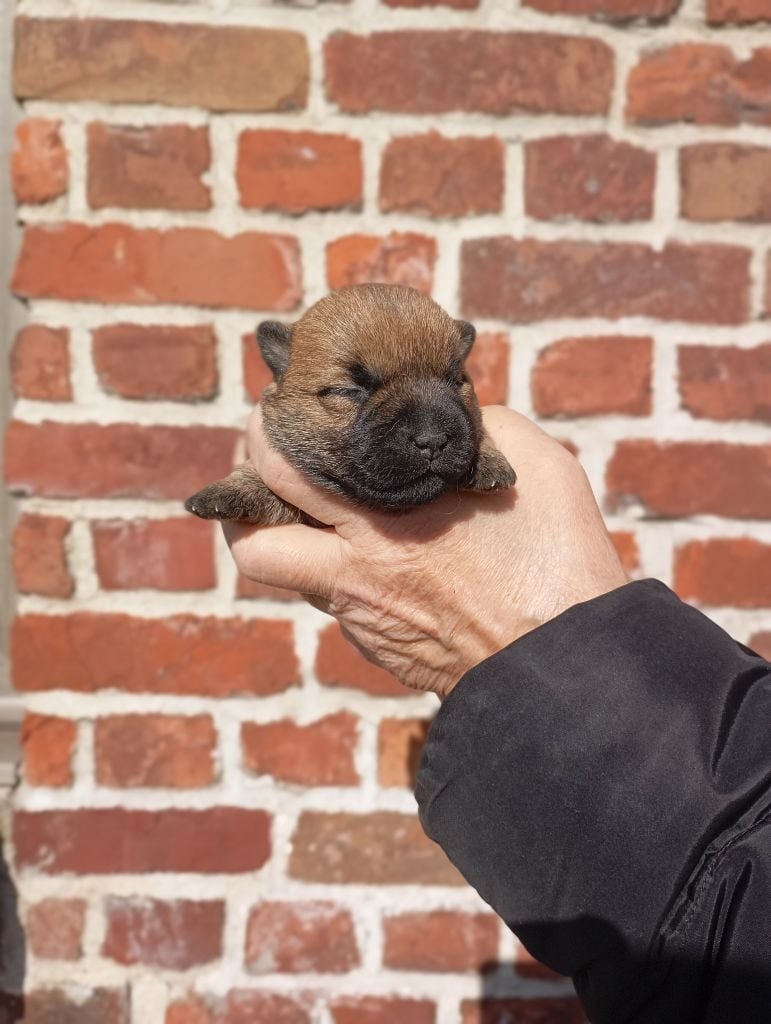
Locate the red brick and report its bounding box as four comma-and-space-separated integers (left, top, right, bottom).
378, 718, 432, 788
289, 811, 463, 885
12, 118, 67, 203
24, 989, 128, 1024
14, 18, 308, 111
236, 575, 302, 602
679, 343, 771, 423
22, 713, 76, 787
95, 714, 217, 788
467, 332, 510, 406
461, 998, 586, 1024
91, 518, 216, 591
103, 897, 224, 969
242, 332, 274, 402
13, 223, 301, 311
525, 135, 655, 222
12, 613, 299, 697
515, 943, 562, 981
325, 32, 612, 115
379, 133, 504, 218
245, 901, 359, 974
461, 239, 750, 325
92, 324, 218, 400
532, 336, 652, 417
87, 123, 211, 211
610, 531, 640, 573
242, 713, 359, 786
238, 130, 362, 213
606, 441, 771, 518
327, 233, 436, 294
10, 324, 71, 400
166, 992, 312, 1024
14, 807, 271, 874
315, 622, 410, 697
331, 998, 436, 1024
627, 44, 771, 126
675, 539, 771, 608
750, 632, 771, 659
27, 899, 85, 961
681, 144, 771, 222
5, 421, 239, 500
525, 0, 677, 11
13, 513, 73, 598
708, 0, 771, 22
384, 911, 499, 971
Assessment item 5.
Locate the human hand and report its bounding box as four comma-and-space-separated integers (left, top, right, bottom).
224, 406, 627, 698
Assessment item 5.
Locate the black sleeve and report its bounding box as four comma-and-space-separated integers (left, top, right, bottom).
415, 579, 771, 1024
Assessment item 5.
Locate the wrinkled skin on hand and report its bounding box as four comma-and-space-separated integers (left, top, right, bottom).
225, 406, 628, 698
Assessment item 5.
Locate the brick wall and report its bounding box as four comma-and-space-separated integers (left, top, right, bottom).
5, 0, 771, 1021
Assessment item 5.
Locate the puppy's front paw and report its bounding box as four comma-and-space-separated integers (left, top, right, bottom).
466, 449, 517, 492
185, 481, 249, 520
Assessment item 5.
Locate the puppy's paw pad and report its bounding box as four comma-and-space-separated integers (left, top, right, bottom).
470, 452, 517, 492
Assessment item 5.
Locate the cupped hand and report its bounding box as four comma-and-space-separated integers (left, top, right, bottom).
224, 406, 627, 698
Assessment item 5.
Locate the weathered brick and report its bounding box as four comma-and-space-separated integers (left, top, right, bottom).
91, 323, 218, 401
708, 0, 771, 22
532, 336, 652, 417
95, 714, 217, 788
461, 239, 750, 325
166, 992, 312, 1024
14, 808, 271, 874
10, 324, 71, 400
379, 133, 504, 218
384, 911, 499, 972
12, 118, 67, 203
461, 998, 586, 1023
680, 144, 771, 221
238, 130, 362, 213
610, 531, 640, 574
245, 901, 359, 974
103, 897, 224, 969
627, 44, 771, 126
378, 718, 432, 788
327, 233, 436, 294
5, 421, 239, 500
22, 713, 76, 787
325, 32, 613, 115
14, 18, 308, 111
87, 123, 211, 211
606, 442, 771, 518
24, 988, 129, 1024
679, 343, 771, 423
289, 811, 463, 885
525, 135, 655, 222
330, 998, 436, 1024
27, 899, 85, 961
467, 332, 510, 406
12, 613, 299, 697
316, 622, 410, 697
91, 518, 216, 591
675, 539, 771, 607
13, 513, 73, 598
13, 223, 301, 311
242, 713, 359, 786
750, 632, 771, 659
525, 0, 677, 11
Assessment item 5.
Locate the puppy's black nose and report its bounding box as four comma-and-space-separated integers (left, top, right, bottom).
412, 430, 449, 458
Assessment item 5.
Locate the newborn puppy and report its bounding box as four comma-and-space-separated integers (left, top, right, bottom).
185, 284, 516, 526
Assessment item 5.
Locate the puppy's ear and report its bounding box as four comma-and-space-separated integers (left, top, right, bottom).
257, 321, 293, 379
455, 320, 476, 360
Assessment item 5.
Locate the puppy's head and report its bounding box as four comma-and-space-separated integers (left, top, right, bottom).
257, 285, 488, 510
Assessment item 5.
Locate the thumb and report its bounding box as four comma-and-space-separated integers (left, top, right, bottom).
223, 521, 345, 600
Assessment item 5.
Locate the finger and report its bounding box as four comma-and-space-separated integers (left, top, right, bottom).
223, 520, 344, 599
246, 407, 360, 534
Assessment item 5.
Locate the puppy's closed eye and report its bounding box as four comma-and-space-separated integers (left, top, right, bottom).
318, 385, 367, 401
